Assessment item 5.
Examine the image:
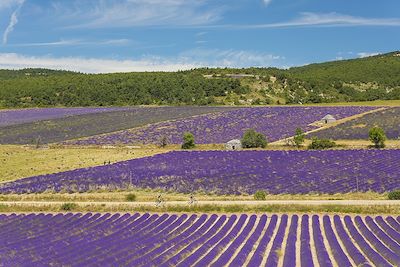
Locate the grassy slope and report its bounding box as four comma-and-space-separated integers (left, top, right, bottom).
0, 146, 169, 182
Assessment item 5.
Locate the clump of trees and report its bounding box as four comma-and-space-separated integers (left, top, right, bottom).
125, 193, 137, 202
254, 190, 267, 200
308, 137, 336, 150
181, 132, 195, 149
293, 128, 305, 148
369, 126, 386, 148
241, 129, 268, 148
388, 190, 400, 200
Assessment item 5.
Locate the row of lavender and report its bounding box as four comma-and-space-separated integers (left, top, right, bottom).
0, 107, 131, 127
1, 150, 398, 194
0, 106, 236, 144
1, 213, 399, 266
67, 106, 376, 145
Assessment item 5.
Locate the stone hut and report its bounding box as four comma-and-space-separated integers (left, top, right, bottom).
321, 114, 336, 124
225, 139, 242, 150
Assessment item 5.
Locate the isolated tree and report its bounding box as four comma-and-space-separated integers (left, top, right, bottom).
241, 129, 267, 148
369, 126, 386, 148
293, 128, 305, 148
181, 132, 195, 149
158, 135, 169, 148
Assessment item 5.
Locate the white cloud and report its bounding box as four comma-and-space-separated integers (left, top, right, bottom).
357, 52, 380, 58
2, 0, 25, 45
0, 53, 198, 73
12, 39, 132, 47
0, 0, 24, 10
180, 48, 282, 67
0, 49, 283, 73
263, 0, 273, 7
55, 0, 223, 28
233, 12, 400, 29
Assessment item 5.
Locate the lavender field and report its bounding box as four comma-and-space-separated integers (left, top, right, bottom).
310, 107, 400, 140
68, 106, 376, 145
0, 107, 130, 127
1, 213, 399, 266
1, 150, 399, 195
0, 106, 235, 144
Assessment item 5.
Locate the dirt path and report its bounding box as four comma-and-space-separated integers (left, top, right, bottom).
1, 200, 399, 206
270, 107, 388, 145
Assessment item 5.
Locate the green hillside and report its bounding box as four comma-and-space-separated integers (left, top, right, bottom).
0, 51, 399, 108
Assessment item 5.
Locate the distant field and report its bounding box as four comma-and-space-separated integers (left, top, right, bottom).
0, 106, 235, 144
1, 213, 399, 266
310, 107, 400, 140
0, 145, 167, 182
1, 150, 399, 194
68, 106, 376, 145
0, 107, 131, 127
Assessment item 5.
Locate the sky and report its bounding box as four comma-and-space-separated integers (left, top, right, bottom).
0, 0, 399, 73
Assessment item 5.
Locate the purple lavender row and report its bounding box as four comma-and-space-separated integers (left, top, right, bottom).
121, 214, 197, 265
0, 107, 131, 127
161, 215, 225, 266
151, 214, 216, 265
375, 216, 400, 244
196, 214, 248, 266
2, 149, 399, 195
264, 214, 288, 267
229, 215, 268, 266
211, 215, 256, 266
282, 215, 298, 267
69, 106, 376, 145
300, 215, 314, 267
312, 215, 333, 267
176, 215, 238, 266
71, 214, 175, 265
354, 216, 400, 266
386, 217, 400, 232
364, 216, 400, 255
129, 214, 208, 266
101, 214, 186, 265
323, 215, 352, 266
91, 214, 182, 265
247, 215, 278, 266
2, 213, 400, 266
344, 216, 391, 267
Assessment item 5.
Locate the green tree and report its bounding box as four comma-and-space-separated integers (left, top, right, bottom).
181, 132, 195, 149
254, 190, 267, 200
369, 126, 386, 148
293, 128, 305, 148
241, 129, 268, 148
308, 137, 336, 150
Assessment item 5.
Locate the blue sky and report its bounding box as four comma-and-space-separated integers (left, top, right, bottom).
0, 0, 399, 72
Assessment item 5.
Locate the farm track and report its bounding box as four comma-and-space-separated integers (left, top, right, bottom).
271, 106, 387, 145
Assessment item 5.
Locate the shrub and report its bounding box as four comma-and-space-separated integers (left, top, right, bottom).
241, 129, 268, 148
308, 137, 336, 150
60, 203, 76, 211
158, 135, 169, 148
254, 190, 267, 200
181, 132, 195, 149
126, 193, 137, 202
293, 128, 305, 148
388, 190, 400, 200
369, 126, 386, 148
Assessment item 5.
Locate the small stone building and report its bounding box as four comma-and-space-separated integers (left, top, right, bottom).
225, 139, 242, 150
321, 114, 336, 124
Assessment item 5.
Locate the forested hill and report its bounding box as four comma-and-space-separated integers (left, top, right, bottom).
1, 51, 399, 108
